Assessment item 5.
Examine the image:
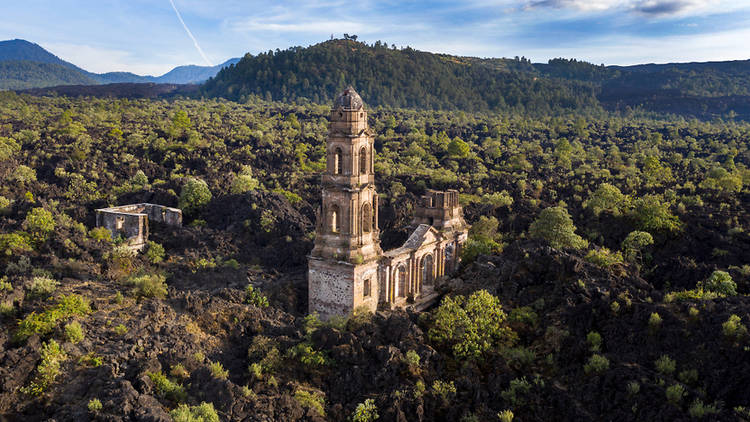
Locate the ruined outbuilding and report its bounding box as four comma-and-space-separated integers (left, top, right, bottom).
95, 203, 182, 250
308, 87, 468, 318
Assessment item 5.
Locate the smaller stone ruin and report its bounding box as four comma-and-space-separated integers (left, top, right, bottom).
95, 203, 182, 250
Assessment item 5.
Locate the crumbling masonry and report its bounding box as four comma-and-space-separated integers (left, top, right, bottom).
96, 203, 182, 250
308, 87, 468, 318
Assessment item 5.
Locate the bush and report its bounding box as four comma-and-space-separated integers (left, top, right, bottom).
461, 238, 501, 264
584, 354, 610, 374
289, 342, 328, 367
432, 379, 457, 403
528, 206, 588, 249
28, 276, 59, 298
89, 227, 112, 242
501, 377, 531, 406
170, 402, 219, 422
585, 248, 623, 268
131, 170, 148, 187
0, 195, 11, 214
230, 173, 259, 194
688, 399, 719, 418
403, 350, 420, 370
178, 178, 212, 214
87, 398, 103, 412
584, 183, 631, 216
632, 195, 681, 233
14, 294, 91, 342
12, 165, 37, 184
722, 314, 748, 340
126, 273, 168, 299
648, 312, 662, 329
352, 398, 379, 422
586, 331, 602, 352
23, 208, 55, 241
64, 321, 84, 344
428, 290, 517, 361
665, 384, 686, 404
655, 355, 676, 375
621, 231, 654, 263
144, 241, 165, 264
20, 340, 67, 396
209, 361, 229, 379
0, 232, 33, 255
497, 410, 514, 422
246, 285, 269, 307
701, 270, 737, 296
294, 389, 326, 417
147, 371, 187, 402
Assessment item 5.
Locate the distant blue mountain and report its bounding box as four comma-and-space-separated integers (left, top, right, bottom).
0, 39, 240, 89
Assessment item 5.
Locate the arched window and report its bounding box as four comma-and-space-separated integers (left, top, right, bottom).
397, 265, 406, 298
359, 146, 367, 174
362, 203, 371, 233
330, 204, 340, 233
334, 147, 342, 175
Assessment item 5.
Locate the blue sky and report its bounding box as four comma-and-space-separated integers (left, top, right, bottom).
2, 0, 750, 75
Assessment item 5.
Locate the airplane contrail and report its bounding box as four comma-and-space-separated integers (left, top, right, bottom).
168, 0, 213, 66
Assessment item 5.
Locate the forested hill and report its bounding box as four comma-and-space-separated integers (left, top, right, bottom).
202, 39, 600, 114
203, 39, 750, 119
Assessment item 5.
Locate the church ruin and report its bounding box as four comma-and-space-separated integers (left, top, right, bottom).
308, 87, 468, 318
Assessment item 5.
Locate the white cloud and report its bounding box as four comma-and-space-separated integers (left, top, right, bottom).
42, 42, 181, 75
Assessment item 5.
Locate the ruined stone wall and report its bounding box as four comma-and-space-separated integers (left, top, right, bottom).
95, 203, 182, 251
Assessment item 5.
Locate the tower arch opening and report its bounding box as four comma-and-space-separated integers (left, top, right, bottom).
362, 203, 372, 233
330, 204, 340, 233
359, 146, 367, 174
334, 147, 342, 175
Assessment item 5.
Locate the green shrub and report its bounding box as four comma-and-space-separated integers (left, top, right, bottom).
528, 206, 588, 249
701, 270, 737, 296
621, 231, 654, 263
655, 355, 676, 375
0, 232, 33, 255
178, 178, 212, 214
28, 276, 59, 298
0, 276, 11, 292
147, 371, 187, 402
209, 361, 229, 379
14, 294, 91, 342
497, 409, 514, 422
289, 342, 328, 367
0, 195, 11, 214
648, 312, 662, 329
170, 402, 219, 422
665, 384, 686, 404
584, 354, 610, 374
403, 350, 420, 370
461, 238, 501, 264
294, 389, 326, 417
428, 290, 517, 361
20, 340, 67, 396
245, 285, 269, 307
632, 195, 681, 233
144, 241, 165, 264
626, 381, 640, 395
170, 364, 190, 380
64, 321, 84, 343
87, 398, 103, 412
432, 380, 457, 403
688, 399, 719, 418
352, 398, 379, 422
501, 377, 531, 406
230, 173, 259, 194
584, 183, 631, 216
126, 273, 167, 299
722, 314, 748, 340
131, 170, 148, 187
586, 331, 602, 352
89, 227, 112, 242
113, 324, 128, 335
23, 208, 55, 241
585, 248, 624, 268
12, 165, 37, 184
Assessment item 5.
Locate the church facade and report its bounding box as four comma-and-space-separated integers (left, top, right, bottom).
308, 87, 468, 318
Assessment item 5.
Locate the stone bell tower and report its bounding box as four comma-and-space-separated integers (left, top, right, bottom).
308, 87, 382, 318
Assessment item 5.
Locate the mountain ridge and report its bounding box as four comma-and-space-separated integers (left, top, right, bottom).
0, 39, 240, 88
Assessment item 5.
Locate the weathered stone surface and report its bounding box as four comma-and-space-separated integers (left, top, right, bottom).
308, 88, 468, 318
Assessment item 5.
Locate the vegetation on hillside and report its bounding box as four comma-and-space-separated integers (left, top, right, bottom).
0, 91, 748, 420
